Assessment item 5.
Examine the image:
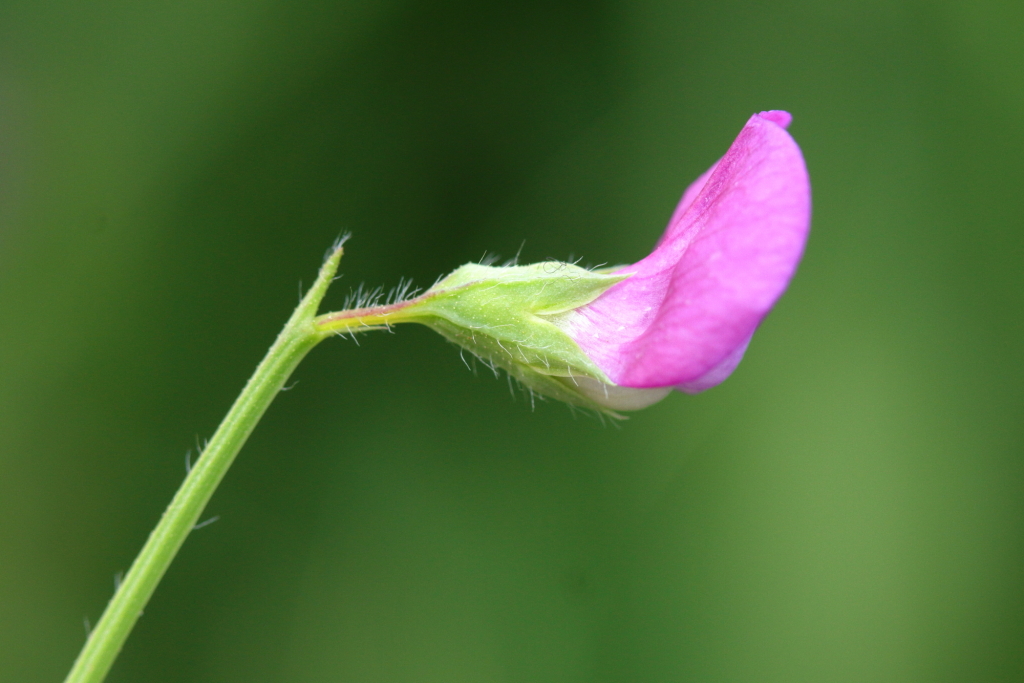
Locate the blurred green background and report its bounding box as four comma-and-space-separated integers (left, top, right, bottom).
1, 0, 1022, 681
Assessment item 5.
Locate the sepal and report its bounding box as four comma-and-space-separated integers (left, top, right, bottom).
411, 262, 636, 414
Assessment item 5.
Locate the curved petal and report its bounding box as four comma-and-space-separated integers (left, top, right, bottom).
563, 111, 810, 389
674, 332, 751, 393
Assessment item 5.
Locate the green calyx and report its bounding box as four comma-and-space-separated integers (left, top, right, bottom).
316, 260, 629, 414
419, 262, 629, 413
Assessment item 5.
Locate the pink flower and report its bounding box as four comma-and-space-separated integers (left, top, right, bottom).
320, 111, 810, 414
560, 111, 810, 396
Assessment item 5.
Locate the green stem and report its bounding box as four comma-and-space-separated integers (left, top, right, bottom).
64, 245, 346, 683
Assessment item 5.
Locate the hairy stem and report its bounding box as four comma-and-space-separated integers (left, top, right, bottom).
63, 246, 347, 683
313, 292, 433, 333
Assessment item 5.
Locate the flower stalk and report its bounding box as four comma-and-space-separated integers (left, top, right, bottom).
64, 244, 351, 683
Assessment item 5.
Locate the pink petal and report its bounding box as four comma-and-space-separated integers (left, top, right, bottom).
656, 162, 718, 248
564, 111, 810, 390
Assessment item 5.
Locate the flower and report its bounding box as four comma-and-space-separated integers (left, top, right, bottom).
549, 110, 810, 409
317, 111, 809, 415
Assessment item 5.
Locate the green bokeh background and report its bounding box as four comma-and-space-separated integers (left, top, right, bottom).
2, 1, 1022, 681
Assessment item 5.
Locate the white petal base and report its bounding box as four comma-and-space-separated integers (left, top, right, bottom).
562, 376, 673, 411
